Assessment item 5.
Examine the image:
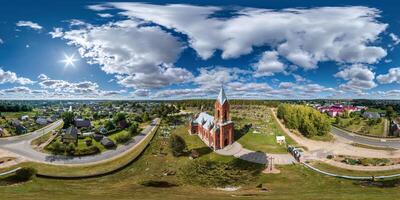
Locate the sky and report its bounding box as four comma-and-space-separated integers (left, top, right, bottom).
1, 0, 400, 100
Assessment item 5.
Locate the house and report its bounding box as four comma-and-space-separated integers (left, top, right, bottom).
20, 115, 29, 121
390, 122, 400, 137
188, 87, 234, 150
11, 120, 22, 127
62, 126, 78, 144
93, 134, 104, 142
100, 137, 115, 148
117, 119, 128, 129
74, 119, 91, 128
15, 125, 27, 135
362, 112, 380, 119
99, 127, 107, 135
36, 117, 48, 125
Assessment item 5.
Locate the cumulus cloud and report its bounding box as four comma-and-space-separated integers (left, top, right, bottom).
377, 67, 400, 84
37, 74, 49, 81
57, 19, 191, 89
0, 38, 3, 44
253, 51, 286, 77
2, 86, 31, 94
335, 64, 376, 91
97, 3, 387, 69
98, 13, 113, 18
132, 89, 150, 97
49, 27, 64, 38
390, 33, 400, 45
0, 68, 34, 85
16, 21, 42, 30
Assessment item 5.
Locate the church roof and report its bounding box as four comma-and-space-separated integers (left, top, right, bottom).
217, 87, 228, 105
194, 112, 215, 130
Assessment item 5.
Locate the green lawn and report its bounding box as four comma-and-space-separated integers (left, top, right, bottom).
233, 106, 296, 153
336, 117, 386, 137
2, 123, 400, 199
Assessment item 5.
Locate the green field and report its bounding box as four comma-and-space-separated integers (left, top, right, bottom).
234, 107, 296, 153
336, 117, 386, 137
2, 116, 400, 199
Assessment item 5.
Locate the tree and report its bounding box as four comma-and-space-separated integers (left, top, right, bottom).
169, 134, 187, 157
62, 111, 75, 128
15, 167, 37, 181
129, 122, 139, 136
105, 120, 116, 131
386, 106, 397, 120
113, 112, 126, 124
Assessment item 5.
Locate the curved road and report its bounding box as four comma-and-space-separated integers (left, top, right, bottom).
0, 118, 160, 165
331, 126, 400, 149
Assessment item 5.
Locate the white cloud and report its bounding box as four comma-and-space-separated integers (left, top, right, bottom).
58, 19, 191, 89
98, 13, 113, 18
16, 21, 42, 30
253, 51, 285, 77
2, 86, 31, 94
390, 33, 400, 45
279, 82, 294, 89
0, 68, 34, 85
0, 38, 3, 44
37, 74, 49, 81
335, 64, 376, 91
49, 27, 64, 38
132, 89, 150, 97
377, 67, 400, 84
101, 3, 387, 69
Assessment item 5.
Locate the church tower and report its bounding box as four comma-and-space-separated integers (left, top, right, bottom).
214, 86, 230, 123
214, 86, 234, 149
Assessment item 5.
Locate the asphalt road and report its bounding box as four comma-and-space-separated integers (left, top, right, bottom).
0, 118, 160, 165
331, 126, 400, 149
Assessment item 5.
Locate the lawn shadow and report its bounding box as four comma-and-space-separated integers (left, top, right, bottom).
234, 124, 252, 141
191, 146, 212, 157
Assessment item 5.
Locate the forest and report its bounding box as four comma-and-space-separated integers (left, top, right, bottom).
277, 104, 331, 138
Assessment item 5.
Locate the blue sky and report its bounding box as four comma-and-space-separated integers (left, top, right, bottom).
1, 0, 400, 99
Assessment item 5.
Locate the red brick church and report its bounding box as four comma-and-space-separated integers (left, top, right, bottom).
189, 87, 234, 150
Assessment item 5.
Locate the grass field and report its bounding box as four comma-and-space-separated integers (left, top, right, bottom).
2, 117, 400, 199
233, 106, 296, 153
337, 117, 386, 137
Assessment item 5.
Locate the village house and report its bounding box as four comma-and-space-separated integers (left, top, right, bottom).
74, 119, 91, 128
62, 126, 78, 144
188, 87, 234, 150
316, 104, 365, 117
362, 111, 381, 119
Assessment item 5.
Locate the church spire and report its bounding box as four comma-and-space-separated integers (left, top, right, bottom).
217, 86, 227, 105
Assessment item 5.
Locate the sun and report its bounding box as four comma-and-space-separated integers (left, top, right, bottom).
60, 53, 78, 67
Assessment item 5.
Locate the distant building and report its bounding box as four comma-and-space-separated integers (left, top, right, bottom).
20, 115, 29, 121
15, 125, 27, 135
74, 119, 91, 128
36, 117, 48, 125
362, 112, 381, 119
391, 122, 400, 137
316, 104, 364, 117
188, 87, 234, 150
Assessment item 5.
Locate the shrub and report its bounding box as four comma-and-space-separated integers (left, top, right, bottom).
74, 146, 100, 156
15, 167, 37, 181
129, 122, 139, 136
115, 131, 132, 144
169, 134, 187, 157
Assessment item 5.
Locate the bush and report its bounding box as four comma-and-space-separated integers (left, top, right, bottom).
74, 146, 100, 156
15, 167, 37, 181
115, 131, 132, 144
169, 134, 187, 157
129, 122, 139, 136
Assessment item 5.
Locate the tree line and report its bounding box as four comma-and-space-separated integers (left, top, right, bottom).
277, 104, 331, 138
0, 103, 32, 112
